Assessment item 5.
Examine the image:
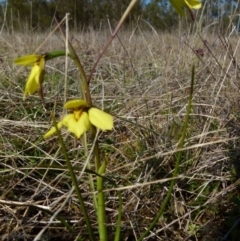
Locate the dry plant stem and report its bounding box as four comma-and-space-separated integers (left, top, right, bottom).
53, 117, 96, 241
55, 17, 91, 104
218, 34, 240, 72
64, 13, 70, 103
198, 33, 231, 78
158, 20, 218, 82
3, 204, 75, 234
0, 200, 50, 211
87, 0, 138, 84
36, 16, 67, 53
138, 66, 195, 241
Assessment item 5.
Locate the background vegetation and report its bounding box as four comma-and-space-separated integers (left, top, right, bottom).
0, 0, 240, 240
0, 0, 240, 31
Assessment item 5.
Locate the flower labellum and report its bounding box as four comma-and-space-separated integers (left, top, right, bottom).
14, 54, 45, 100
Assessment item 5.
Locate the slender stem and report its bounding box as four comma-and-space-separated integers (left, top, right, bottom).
83, 133, 98, 210
97, 160, 107, 241
64, 13, 70, 103
56, 21, 106, 239
67, 43, 99, 212
91, 127, 101, 171
87, 2, 139, 238
53, 117, 96, 241
87, 0, 138, 84
84, 169, 123, 241
137, 66, 195, 241
55, 19, 98, 208
91, 127, 107, 240
55, 17, 92, 104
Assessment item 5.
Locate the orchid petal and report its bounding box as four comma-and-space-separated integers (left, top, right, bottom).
184, 0, 201, 9
64, 99, 88, 110
43, 121, 64, 139
62, 114, 74, 126
67, 112, 90, 138
23, 64, 40, 99
88, 107, 113, 130
14, 55, 41, 66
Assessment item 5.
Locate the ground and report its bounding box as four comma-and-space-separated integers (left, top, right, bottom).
0, 24, 240, 241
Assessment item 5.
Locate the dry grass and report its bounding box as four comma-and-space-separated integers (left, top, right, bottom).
0, 25, 240, 241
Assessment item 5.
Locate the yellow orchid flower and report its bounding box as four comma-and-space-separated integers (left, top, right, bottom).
14, 54, 45, 100
169, 0, 201, 16
44, 99, 113, 139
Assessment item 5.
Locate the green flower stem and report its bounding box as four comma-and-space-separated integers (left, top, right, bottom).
66, 36, 109, 240
53, 117, 96, 241
92, 127, 108, 240
97, 160, 107, 241
83, 133, 98, 211
57, 26, 99, 211
77, 5, 141, 235
84, 168, 123, 241
57, 25, 107, 240
69, 51, 92, 104
45, 50, 66, 60
67, 44, 99, 212
59, 33, 91, 104
137, 66, 195, 241
91, 127, 101, 171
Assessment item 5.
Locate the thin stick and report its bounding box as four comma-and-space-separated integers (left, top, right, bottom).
87, 0, 138, 84
64, 13, 70, 103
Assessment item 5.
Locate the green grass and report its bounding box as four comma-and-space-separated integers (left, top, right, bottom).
0, 23, 240, 241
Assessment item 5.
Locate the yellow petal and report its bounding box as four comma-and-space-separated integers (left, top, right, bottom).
169, 0, 201, 15
38, 58, 45, 84
43, 121, 64, 139
14, 55, 41, 66
24, 64, 40, 99
39, 57, 45, 70
66, 112, 90, 138
184, 0, 201, 9
64, 99, 88, 110
88, 108, 113, 130
169, 0, 185, 15
62, 114, 74, 126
